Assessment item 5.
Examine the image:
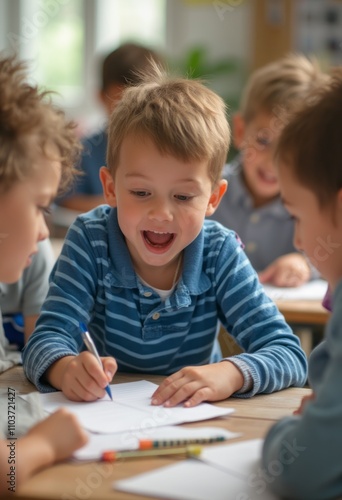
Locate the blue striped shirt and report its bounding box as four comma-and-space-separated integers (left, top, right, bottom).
22, 206, 307, 394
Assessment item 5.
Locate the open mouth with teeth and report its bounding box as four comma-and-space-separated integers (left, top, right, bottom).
258, 169, 278, 185
143, 230, 175, 250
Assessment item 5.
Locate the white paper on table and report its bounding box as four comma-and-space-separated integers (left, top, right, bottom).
200, 438, 263, 477
21, 380, 234, 434
263, 279, 327, 301
74, 426, 241, 461
114, 444, 278, 500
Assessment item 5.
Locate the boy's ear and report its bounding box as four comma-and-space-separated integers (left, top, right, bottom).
100, 166, 117, 207
206, 180, 228, 216
232, 112, 246, 149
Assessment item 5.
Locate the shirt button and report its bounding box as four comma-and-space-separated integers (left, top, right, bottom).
246, 242, 257, 253
143, 291, 152, 297
250, 214, 260, 224
152, 312, 160, 320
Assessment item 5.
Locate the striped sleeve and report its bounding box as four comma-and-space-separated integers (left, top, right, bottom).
22, 219, 100, 392
211, 227, 308, 396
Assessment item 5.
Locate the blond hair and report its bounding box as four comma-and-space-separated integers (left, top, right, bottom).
240, 53, 328, 123
275, 68, 342, 210
0, 54, 81, 194
107, 63, 230, 186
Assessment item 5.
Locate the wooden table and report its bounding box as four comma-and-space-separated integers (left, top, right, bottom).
0, 367, 311, 500
275, 299, 328, 326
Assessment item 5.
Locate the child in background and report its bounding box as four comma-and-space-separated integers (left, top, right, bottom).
0, 55, 87, 494
262, 71, 342, 499
209, 53, 327, 287
23, 64, 307, 406
57, 42, 164, 213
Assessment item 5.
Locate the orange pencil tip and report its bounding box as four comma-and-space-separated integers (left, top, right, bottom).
138, 440, 153, 450
102, 451, 116, 462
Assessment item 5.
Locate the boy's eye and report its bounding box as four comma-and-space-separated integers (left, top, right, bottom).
174, 194, 192, 201
39, 206, 52, 217
256, 136, 271, 148
130, 190, 149, 197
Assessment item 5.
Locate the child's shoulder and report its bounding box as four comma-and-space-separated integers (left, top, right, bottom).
61, 206, 116, 261
76, 204, 112, 225
82, 127, 106, 145
202, 219, 244, 251
70, 204, 114, 242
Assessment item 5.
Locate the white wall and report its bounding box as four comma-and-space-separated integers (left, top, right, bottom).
165, 0, 252, 110
165, 0, 251, 63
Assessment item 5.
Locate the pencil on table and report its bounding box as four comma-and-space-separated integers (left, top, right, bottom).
138, 436, 226, 449
102, 445, 202, 462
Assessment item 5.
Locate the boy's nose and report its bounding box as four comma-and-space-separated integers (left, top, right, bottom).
264, 149, 277, 171
148, 199, 173, 222
38, 217, 50, 242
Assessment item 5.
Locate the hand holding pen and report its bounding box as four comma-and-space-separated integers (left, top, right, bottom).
80, 323, 113, 401
47, 324, 117, 402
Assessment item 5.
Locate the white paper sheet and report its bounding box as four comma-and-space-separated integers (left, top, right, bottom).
200, 438, 263, 477
74, 426, 241, 461
114, 440, 278, 500
263, 279, 327, 301
25, 380, 234, 434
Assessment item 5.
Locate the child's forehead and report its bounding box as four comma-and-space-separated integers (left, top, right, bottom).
118, 135, 212, 180
245, 110, 287, 140
121, 133, 205, 166
246, 110, 282, 129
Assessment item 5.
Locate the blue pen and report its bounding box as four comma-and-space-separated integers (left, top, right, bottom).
79, 322, 113, 401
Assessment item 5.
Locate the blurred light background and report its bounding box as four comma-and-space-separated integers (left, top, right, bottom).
1, 0, 341, 137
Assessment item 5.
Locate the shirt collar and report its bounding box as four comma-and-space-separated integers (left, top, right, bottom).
106, 208, 137, 288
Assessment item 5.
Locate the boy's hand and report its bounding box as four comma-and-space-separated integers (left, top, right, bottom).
258, 253, 311, 287
24, 408, 89, 464
293, 392, 315, 415
151, 361, 244, 408
48, 353, 117, 401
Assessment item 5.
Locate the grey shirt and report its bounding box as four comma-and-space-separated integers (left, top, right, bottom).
209, 160, 297, 272
0, 311, 21, 374
0, 239, 54, 317
0, 389, 45, 438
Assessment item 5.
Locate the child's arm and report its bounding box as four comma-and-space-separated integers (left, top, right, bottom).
152, 360, 244, 407
0, 409, 88, 495
262, 283, 342, 499
152, 233, 307, 408
23, 214, 116, 398
258, 252, 311, 287
46, 353, 117, 401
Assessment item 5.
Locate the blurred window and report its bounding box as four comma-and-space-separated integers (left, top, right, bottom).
96, 0, 166, 54
16, 0, 165, 112
35, 0, 84, 103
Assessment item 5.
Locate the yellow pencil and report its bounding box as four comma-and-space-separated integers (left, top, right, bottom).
102, 445, 202, 462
